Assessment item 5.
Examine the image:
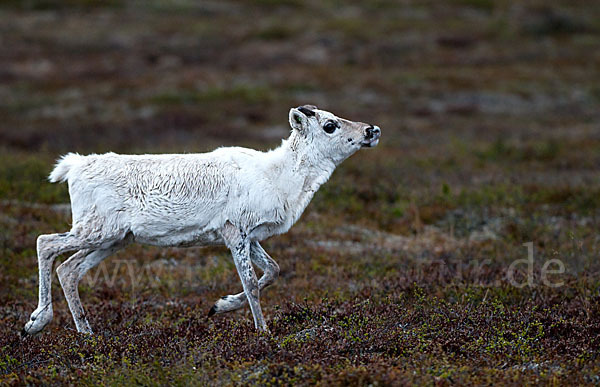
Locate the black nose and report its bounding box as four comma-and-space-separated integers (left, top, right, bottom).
365, 125, 381, 139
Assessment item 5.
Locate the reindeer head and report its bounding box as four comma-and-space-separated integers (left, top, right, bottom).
288, 105, 381, 165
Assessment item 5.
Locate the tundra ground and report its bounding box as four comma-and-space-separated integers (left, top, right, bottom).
1, 0, 600, 384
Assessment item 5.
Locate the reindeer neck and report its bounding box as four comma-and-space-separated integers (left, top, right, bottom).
282, 131, 336, 192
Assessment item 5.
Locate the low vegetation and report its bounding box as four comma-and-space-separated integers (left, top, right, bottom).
1, 0, 599, 384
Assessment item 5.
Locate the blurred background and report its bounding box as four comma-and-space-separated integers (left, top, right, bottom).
2, 0, 599, 201
1, 0, 599, 232
1, 0, 600, 384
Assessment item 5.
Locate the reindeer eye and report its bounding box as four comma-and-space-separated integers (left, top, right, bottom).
323, 121, 338, 134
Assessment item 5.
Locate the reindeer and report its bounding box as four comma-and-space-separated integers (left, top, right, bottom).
23, 105, 381, 335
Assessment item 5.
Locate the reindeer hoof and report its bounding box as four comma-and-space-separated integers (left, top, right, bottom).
23, 305, 53, 336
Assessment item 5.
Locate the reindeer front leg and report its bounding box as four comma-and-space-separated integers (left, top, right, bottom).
220, 221, 268, 332
208, 241, 279, 316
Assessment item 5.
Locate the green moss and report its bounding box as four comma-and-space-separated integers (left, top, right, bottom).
0, 153, 68, 204
453, 0, 495, 11
0, 0, 124, 10
255, 25, 296, 41
150, 85, 274, 106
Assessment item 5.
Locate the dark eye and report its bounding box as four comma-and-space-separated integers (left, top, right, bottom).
323, 121, 338, 134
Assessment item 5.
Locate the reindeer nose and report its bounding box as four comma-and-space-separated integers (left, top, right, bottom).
365, 125, 381, 139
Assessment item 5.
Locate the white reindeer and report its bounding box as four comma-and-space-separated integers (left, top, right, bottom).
23, 105, 381, 335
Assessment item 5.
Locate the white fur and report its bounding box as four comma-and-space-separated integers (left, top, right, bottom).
23, 106, 381, 335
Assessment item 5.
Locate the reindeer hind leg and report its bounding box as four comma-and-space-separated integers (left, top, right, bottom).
23, 232, 83, 335
56, 238, 130, 334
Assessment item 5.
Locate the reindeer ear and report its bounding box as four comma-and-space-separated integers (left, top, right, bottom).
289, 105, 317, 131
289, 107, 307, 131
